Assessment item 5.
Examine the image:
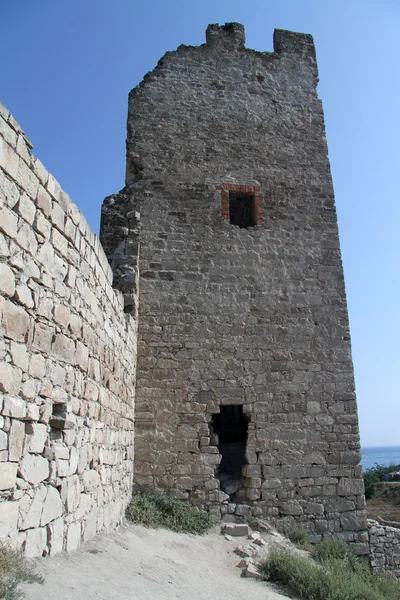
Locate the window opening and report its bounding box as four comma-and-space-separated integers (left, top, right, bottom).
211, 405, 249, 499
229, 193, 255, 228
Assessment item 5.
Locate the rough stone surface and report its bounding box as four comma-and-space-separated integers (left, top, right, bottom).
0, 23, 378, 563
19, 454, 49, 485
100, 22, 366, 543
368, 519, 400, 578
223, 523, 250, 537
0, 100, 137, 556
0, 501, 18, 538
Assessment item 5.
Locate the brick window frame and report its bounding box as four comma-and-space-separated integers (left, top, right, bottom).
217, 184, 263, 227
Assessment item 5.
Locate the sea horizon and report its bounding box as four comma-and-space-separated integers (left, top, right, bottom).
361, 445, 400, 471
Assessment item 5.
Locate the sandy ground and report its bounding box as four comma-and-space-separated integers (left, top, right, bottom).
22, 524, 291, 600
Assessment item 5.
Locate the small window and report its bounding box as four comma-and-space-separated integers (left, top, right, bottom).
229, 193, 255, 228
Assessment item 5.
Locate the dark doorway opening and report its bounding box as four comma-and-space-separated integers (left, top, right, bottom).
229, 193, 255, 229
211, 405, 249, 498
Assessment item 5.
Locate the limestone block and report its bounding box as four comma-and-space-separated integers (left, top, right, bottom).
53, 445, 69, 460
83, 508, 98, 542
10, 341, 29, 371
0, 138, 19, 180
32, 157, 48, 186
16, 223, 37, 257
19, 453, 49, 484
14, 284, 34, 309
25, 423, 47, 453
0, 232, 10, 257
51, 228, 68, 258
0, 114, 17, 147
2, 395, 26, 418
77, 445, 88, 473
61, 474, 80, 512
337, 478, 365, 496
0, 363, 22, 395
340, 510, 367, 531
29, 353, 45, 379
305, 501, 324, 515
48, 516, 64, 556
34, 211, 51, 239
280, 501, 304, 515
2, 300, 30, 342
25, 526, 47, 558
75, 341, 89, 371
36, 186, 51, 216
39, 398, 52, 424
74, 493, 92, 520
66, 521, 81, 552
0, 500, 18, 539
0, 430, 7, 450
261, 478, 282, 489
15, 158, 39, 200
307, 401, 321, 414
36, 240, 54, 271
41, 486, 63, 525
8, 419, 25, 461
47, 174, 61, 203
82, 469, 101, 491
40, 380, 53, 398
222, 523, 249, 536
69, 446, 79, 474
25, 257, 40, 280
0, 263, 15, 296
16, 135, 31, 166
20, 485, 47, 530
17, 193, 36, 225
53, 304, 70, 328
32, 322, 54, 353
52, 333, 75, 363
20, 380, 38, 402
57, 459, 69, 477
0, 462, 18, 489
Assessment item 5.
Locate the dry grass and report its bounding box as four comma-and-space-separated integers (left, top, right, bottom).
126, 493, 212, 534
0, 543, 43, 600
367, 482, 400, 522
260, 539, 400, 600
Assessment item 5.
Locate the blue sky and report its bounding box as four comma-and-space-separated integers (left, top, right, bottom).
1, 0, 399, 447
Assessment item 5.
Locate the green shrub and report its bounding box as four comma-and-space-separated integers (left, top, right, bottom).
282, 524, 310, 548
0, 543, 43, 600
364, 470, 380, 500
364, 463, 400, 500
312, 538, 352, 562
260, 540, 400, 600
125, 492, 212, 535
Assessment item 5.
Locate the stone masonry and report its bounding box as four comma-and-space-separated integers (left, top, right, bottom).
1, 22, 380, 561
0, 102, 137, 556
100, 24, 368, 549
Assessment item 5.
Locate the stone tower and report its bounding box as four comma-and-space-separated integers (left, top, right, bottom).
101, 23, 366, 543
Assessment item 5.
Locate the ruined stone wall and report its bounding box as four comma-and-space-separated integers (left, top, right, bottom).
101, 23, 367, 547
0, 102, 137, 557
368, 520, 400, 578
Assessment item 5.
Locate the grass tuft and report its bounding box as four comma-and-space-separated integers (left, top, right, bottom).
282, 524, 310, 548
0, 543, 43, 600
260, 539, 400, 600
126, 492, 212, 535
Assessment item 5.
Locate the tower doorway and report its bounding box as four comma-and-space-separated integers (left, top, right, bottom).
211, 405, 249, 499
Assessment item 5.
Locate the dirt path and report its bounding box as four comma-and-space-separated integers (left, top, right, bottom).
22, 524, 291, 600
